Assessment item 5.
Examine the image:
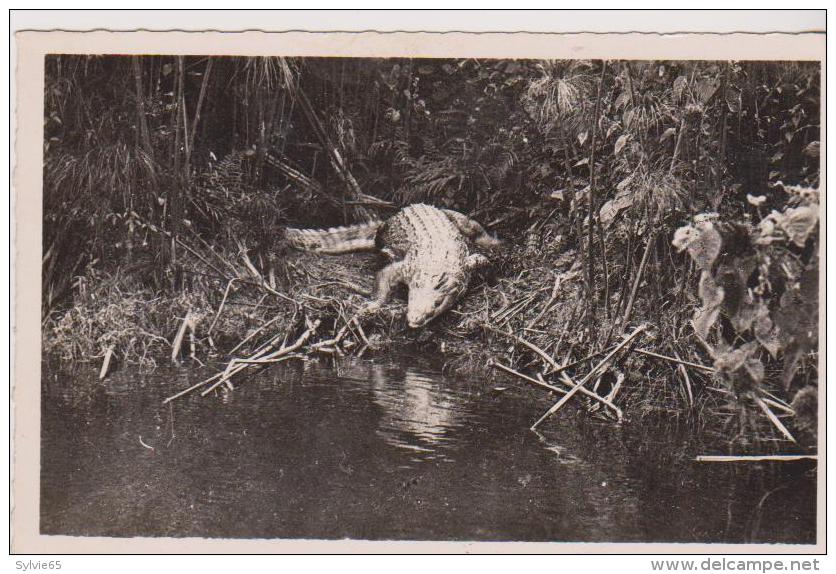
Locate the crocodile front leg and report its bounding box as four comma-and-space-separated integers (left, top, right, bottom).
359, 260, 406, 318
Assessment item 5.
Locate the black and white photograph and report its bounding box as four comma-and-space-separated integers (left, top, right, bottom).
12, 18, 824, 554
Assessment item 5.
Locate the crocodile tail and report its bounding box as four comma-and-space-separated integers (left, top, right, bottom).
285, 221, 382, 254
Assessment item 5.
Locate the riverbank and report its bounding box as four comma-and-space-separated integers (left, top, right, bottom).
41, 214, 817, 449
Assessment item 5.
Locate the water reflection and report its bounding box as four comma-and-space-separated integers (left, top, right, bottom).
370, 365, 464, 462
39, 356, 817, 542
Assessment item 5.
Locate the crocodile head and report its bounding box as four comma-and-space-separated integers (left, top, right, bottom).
406, 272, 467, 328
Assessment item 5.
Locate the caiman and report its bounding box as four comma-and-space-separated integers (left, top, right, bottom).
285, 203, 501, 328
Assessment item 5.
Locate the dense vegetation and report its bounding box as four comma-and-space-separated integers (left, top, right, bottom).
42, 56, 820, 445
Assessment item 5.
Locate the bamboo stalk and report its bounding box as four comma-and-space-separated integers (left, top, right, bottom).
606, 372, 625, 403
131, 57, 155, 166
531, 324, 646, 430
763, 396, 795, 415
598, 221, 611, 317
295, 87, 369, 219
696, 454, 816, 463
188, 320, 196, 361
762, 389, 793, 410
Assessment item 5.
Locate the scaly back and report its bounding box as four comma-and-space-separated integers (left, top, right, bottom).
377, 204, 470, 283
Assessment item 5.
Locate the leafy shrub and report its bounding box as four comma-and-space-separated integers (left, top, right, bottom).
673, 183, 819, 396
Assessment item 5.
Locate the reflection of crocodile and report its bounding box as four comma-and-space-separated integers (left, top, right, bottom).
286, 204, 501, 327
370, 365, 463, 458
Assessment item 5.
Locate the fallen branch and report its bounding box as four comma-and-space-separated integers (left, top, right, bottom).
228, 314, 285, 356
547, 346, 613, 376
696, 454, 816, 463
490, 359, 567, 395
633, 348, 715, 372
482, 323, 561, 370
162, 318, 318, 403
163, 370, 225, 404
201, 319, 320, 396
531, 324, 647, 430
484, 325, 623, 420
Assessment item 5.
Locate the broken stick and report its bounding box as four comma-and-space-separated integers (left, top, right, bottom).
530, 324, 647, 430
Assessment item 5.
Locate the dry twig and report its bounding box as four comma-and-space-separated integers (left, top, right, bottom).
531, 324, 647, 430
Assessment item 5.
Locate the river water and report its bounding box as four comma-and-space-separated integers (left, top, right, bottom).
40, 355, 816, 543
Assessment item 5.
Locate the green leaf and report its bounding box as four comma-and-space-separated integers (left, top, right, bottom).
779, 204, 818, 247
754, 307, 781, 359
688, 221, 722, 271
713, 341, 762, 385
599, 187, 634, 228
692, 271, 724, 339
